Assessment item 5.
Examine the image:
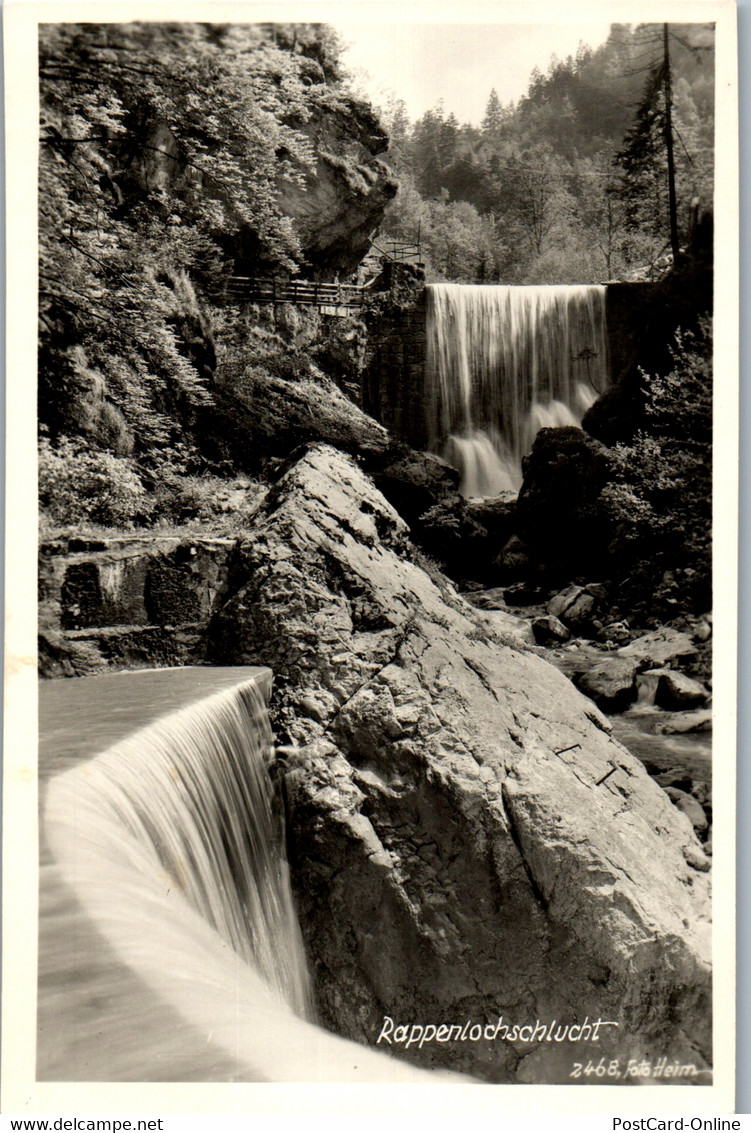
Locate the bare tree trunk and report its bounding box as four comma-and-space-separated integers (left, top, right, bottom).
663, 23, 680, 258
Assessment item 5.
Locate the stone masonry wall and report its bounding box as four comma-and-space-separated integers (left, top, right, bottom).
362, 287, 428, 451
39, 536, 238, 677
605, 282, 663, 386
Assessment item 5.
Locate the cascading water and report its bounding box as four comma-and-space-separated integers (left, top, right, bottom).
39, 668, 441, 1082
425, 284, 609, 497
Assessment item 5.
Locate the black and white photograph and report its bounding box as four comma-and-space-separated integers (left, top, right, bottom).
1, 0, 740, 1116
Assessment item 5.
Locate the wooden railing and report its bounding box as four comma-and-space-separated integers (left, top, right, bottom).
224, 277, 367, 309
370, 239, 423, 265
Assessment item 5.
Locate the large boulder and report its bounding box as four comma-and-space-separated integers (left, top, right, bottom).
655, 671, 710, 711
210, 365, 458, 525
210, 445, 711, 1084
655, 711, 712, 735
532, 615, 571, 645
619, 627, 698, 667
515, 428, 613, 579
664, 788, 709, 835
210, 365, 394, 468
276, 95, 398, 279
573, 657, 640, 713
546, 584, 601, 632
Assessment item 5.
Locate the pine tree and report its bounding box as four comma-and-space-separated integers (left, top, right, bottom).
482, 88, 504, 138
614, 62, 670, 241
613, 24, 709, 261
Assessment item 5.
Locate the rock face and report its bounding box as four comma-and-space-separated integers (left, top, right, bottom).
479, 609, 536, 648
370, 449, 460, 529
277, 96, 398, 279
210, 444, 711, 1084
515, 428, 613, 579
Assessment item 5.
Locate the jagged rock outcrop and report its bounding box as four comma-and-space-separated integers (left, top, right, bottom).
277, 95, 398, 279
210, 444, 711, 1084
210, 364, 459, 524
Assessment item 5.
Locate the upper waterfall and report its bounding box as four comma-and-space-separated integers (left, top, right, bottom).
425, 283, 609, 496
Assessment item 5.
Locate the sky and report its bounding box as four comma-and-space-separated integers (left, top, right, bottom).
336, 21, 613, 125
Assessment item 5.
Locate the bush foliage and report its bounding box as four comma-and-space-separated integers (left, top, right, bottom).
601, 321, 712, 611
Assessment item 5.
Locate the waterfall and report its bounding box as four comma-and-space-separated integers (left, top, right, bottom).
39, 669, 441, 1082
425, 284, 608, 496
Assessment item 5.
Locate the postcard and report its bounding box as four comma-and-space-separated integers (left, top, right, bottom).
2, 0, 739, 1119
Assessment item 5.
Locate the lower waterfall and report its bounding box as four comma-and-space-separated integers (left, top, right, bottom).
38, 668, 442, 1082
425, 283, 609, 496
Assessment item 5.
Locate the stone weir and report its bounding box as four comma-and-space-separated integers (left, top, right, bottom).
210, 443, 711, 1085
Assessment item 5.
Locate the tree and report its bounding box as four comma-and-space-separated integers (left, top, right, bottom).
613, 23, 714, 261
572, 148, 630, 279
601, 321, 712, 613
379, 21, 714, 284
482, 88, 505, 139
490, 143, 574, 258
39, 22, 328, 453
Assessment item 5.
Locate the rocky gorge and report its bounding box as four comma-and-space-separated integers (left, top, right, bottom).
35, 19, 716, 1088
38, 441, 713, 1084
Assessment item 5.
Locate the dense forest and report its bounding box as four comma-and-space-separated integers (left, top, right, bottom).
375, 22, 714, 283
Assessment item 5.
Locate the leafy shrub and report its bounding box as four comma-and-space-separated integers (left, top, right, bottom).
600, 321, 712, 612
148, 472, 260, 526
39, 435, 150, 527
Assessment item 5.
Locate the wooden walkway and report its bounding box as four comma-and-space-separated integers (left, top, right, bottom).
224, 239, 423, 312
224, 277, 368, 311
370, 238, 423, 266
